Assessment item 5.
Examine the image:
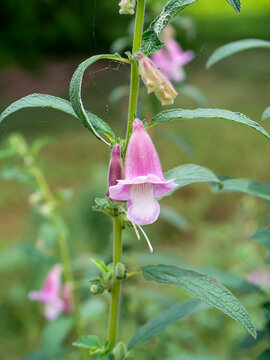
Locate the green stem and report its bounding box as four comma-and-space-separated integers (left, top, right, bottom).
31, 166, 87, 360
108, 216, 123, 347
107, 0, 146, 348
124, 0, 146, 155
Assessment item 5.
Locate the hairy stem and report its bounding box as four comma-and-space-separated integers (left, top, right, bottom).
124, 0, 146, 155
108, 216, 123, 346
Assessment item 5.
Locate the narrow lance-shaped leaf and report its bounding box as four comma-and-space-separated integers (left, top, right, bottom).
262, 107, 270, 121
211, 176, 270, 201
128, 300, 208, 350
148, 108, 270, 142
251, 228, 270, 250
141, 264, 257, 338
0, 94, 115, 141
69, 54, 129, 144
141, 0, 197, 55
199, 267, 262, 294
206, 39, 270, 68
225, 0, 241, 14
160, 164, 222, 198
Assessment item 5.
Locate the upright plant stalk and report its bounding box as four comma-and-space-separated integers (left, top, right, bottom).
108, 217, 123, 346
124, 0, 146, 155
31, 166, 87, 360
107, 0, 146, 347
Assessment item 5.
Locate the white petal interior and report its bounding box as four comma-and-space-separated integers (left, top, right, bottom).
128, 183, 159, 225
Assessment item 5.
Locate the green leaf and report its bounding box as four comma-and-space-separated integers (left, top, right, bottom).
212, 177, 270, 201
141, 0, 197, 55
206, 39, 270, 68
91, 258, 110, 276
0, 94, 114, 140
200, 267, 262, 293
1, 165, 32, 184
0, 147, 16, 160
128, 299, 208, 350
41, 317, 74, 355
72, 335, 100, 349
69, 54, 124, 143
225, 0, 241, 13
141, 264, 257, 338
161, 164, 221, 198
262, 107, 270, 121
160, 206, 190, 231
149, 108, 270, 142
251, 228, 270, 250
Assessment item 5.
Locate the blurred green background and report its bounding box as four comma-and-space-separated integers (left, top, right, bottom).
0, 0, 270, 359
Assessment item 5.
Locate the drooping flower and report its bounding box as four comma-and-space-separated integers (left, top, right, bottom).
137, 52, 178, 106
106, 144, 123, 198
119, 0, 136, 15
151, 29, 194, 83
109, 119, 177, 226
29, 264, 72, 321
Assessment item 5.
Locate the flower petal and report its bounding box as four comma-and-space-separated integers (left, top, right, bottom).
44, 298, 65, 321
127, 183, 160, 225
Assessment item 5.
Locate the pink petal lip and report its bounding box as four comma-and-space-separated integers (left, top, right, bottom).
109, 174, 177, 200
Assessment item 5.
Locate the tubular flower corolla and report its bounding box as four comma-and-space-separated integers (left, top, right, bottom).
106, 144, 123, 198
109, 119, 177, 225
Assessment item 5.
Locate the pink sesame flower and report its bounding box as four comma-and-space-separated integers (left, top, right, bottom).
29, 264, 72, 321
152, 38, 194, 83
109, 119, 177, 225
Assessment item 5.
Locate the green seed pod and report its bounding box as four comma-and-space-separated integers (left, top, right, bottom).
112, 341, 127, 360
90, 284, 104, 295
115, 263, 126, 280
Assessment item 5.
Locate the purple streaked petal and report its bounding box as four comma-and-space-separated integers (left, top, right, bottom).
127, 183, 160, 225
125, 119, 164, 179
154, 180, 178, 197
109, 182, 130, 201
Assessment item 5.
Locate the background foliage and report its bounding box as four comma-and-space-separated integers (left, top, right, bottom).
0, 0, 270, 359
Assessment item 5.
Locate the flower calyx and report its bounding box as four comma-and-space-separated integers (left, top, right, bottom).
112, 341, 128, 360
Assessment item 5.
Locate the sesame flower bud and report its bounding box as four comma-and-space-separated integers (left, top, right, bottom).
119, 0, 135, 15
106, 144, 124, 198
137, 52, 178, 105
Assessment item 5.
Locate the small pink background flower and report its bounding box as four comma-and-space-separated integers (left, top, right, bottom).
152, 38, 194, 82
29, 264, 72, 321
